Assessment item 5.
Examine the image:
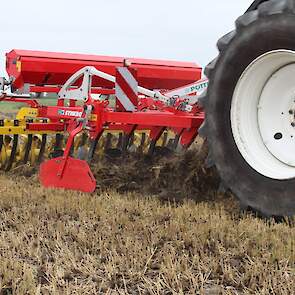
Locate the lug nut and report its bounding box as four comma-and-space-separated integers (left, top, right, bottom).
289, 110, 294, 115
291, 122, 295, 127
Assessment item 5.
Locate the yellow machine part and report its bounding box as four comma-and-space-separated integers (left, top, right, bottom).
0, 107, 57, 136
0, 107, 62, 168
0, 107, 178, 169
16, 107, 38, 120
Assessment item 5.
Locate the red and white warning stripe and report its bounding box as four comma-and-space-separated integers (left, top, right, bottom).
115, 67, 138, 111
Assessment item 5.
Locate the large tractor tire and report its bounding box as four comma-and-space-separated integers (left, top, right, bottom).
201, 0, 295, 217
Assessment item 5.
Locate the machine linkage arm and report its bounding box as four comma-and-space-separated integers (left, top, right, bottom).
164, 77, 208, 105
58, 66, 192, 111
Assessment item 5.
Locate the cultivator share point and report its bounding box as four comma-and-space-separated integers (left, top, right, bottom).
0, 50, 206, 192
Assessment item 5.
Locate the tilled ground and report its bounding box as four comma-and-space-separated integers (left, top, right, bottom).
0, 145, 294, 294
92, 145, 220, 203
9, 140, 222, 204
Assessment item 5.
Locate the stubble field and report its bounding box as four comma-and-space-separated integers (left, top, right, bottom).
0, 147, 294, 295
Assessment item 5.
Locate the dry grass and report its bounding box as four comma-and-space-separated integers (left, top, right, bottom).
0, 174, 293, 295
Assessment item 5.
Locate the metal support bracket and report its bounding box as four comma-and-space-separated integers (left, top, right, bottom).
58, 66, 192, 111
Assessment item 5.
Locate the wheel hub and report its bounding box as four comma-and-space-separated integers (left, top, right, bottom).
258, 63, 295, 167
231, 50, 295, 180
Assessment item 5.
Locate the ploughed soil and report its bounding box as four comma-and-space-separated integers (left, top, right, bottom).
10, 139, 223, 205
8, 138, 240, 217
91, 145, 221, 204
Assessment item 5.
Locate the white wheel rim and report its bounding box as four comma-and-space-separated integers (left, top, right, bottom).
231, 49, 295, 180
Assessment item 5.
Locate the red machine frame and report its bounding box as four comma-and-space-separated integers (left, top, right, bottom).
1, 49, 205, 192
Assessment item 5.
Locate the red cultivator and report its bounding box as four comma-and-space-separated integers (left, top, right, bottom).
0, 49, 207, 192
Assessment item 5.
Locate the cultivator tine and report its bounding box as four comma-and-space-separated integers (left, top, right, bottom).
56, 133, 64, 150
81, 132, 88, 146
104, 133, 113, 151
148, 140, 157, 156
128, 133, 135, 150
5, 134, 18, 171
116, 133, 123, 149
161, 132, 168, 147
22, 119, 35, 164
169, 134, 181, 151
51, 134, 64, 158
122, 133, 132, 153
137, 133, 146, 154
0, 135, 3, 169
87, 135, 101, 163
37, 134, 47, 163
0, 119, 3, 155
23, 134, 33, 164
0, 135, 3, 154
128, 132, 140, 153
76, 132, 88, 160
87, 140, 97, 163
148, 127, 165, 156
100, 132, 123, 157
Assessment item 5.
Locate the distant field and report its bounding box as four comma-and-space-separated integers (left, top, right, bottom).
0, 172, 293, 294
0, 98, 58, 113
